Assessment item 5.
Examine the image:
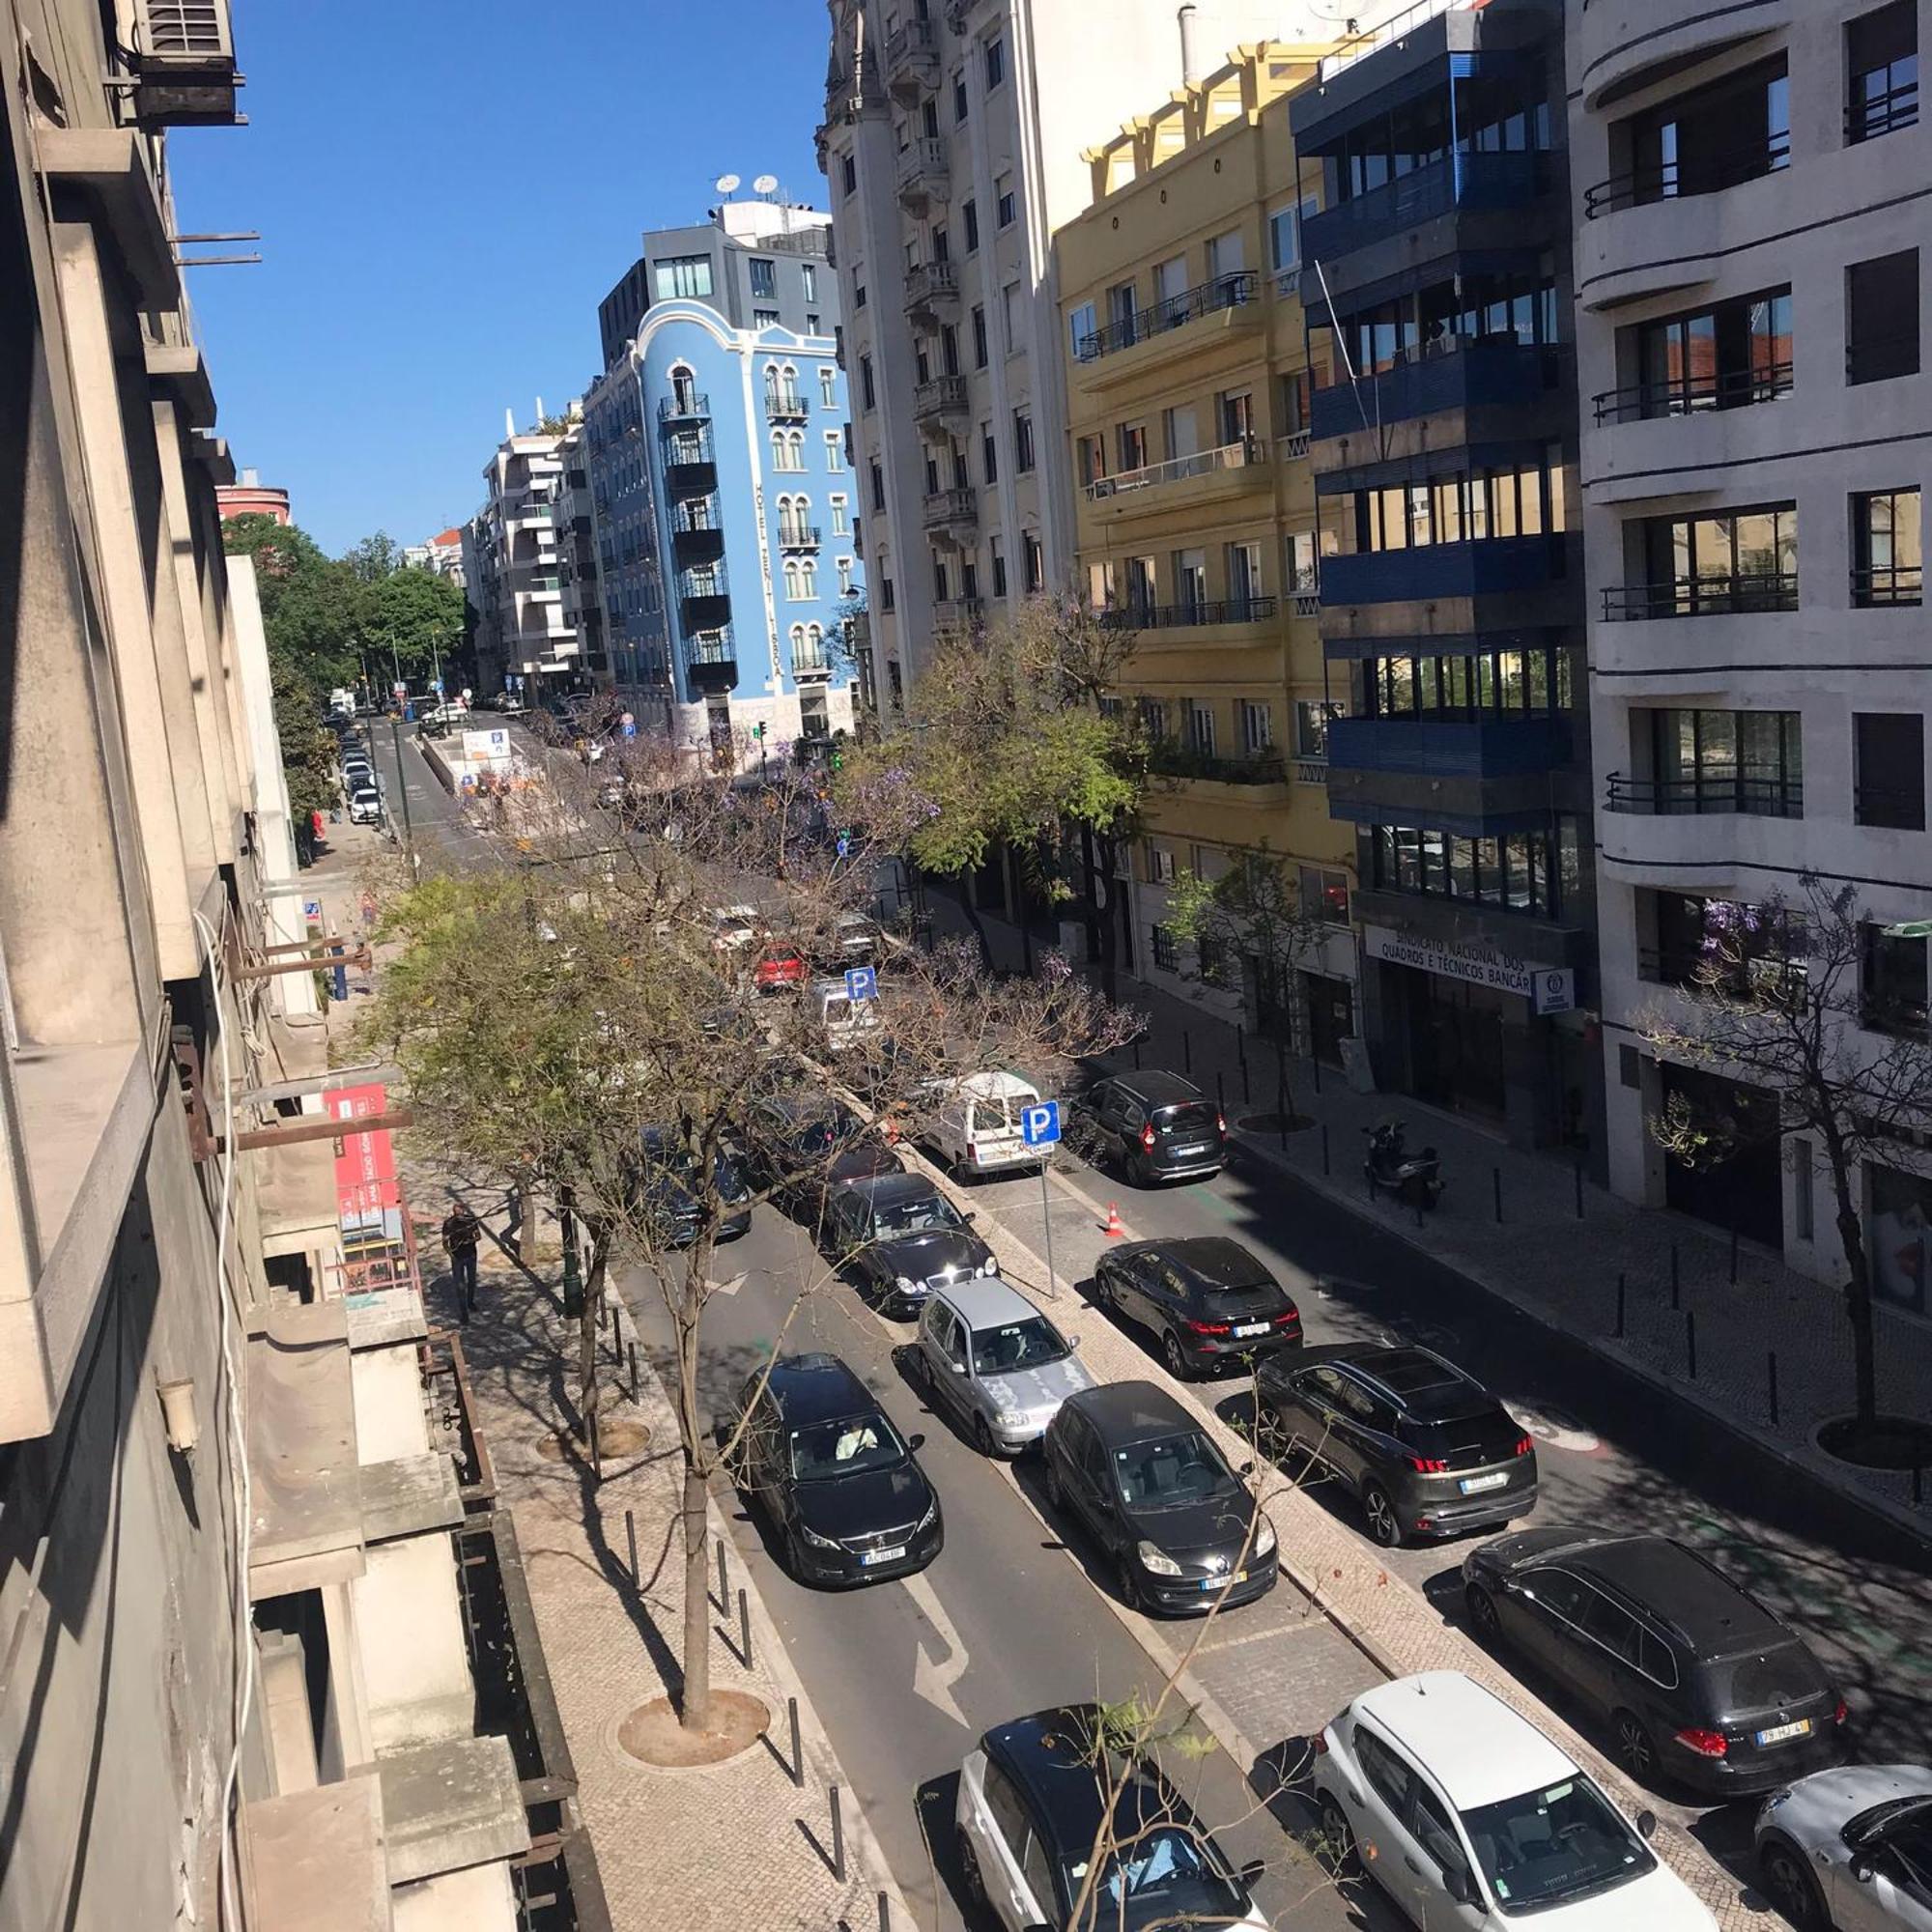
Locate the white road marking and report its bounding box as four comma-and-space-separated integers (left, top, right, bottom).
1500, 1400, 1603, 1456
901, 1566, 971, 1726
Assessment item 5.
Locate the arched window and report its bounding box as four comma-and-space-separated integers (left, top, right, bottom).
818, 364, 838, 408
669, 363, 697, 412
798, 557, 817, 599
782, 559, 799, 599
790, 623, 807, 653
763, 362, 781, 404
771, 430, 797, 471
807, 623, 823, 654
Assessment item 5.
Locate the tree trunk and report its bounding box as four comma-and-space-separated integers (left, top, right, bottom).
1822, 1136, 1880, 1425
580, 1227, 609, 1480
675, 1233, 716, 1734
1088, 826, 1121, 1002
955, 879, 997, 974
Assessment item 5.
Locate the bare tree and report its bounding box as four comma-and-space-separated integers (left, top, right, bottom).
1639, 874, 1932, 1435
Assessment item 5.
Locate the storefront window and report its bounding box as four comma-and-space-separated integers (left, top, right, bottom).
1869, 1163, 1932, 1315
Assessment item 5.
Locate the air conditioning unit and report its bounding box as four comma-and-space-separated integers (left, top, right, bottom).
131, 0, 242, 127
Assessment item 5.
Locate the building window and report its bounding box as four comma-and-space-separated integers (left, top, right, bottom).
1626, 708, 1804, 816
869, 460, 885, 511
1118, 422, 1148, 472
990, 535, 1007, 597
1151, 925, 1180, 972
855, 280, 867, 309
806, 313, 821, 334
996, 175, 1017, 228
1870, 1161, 1932, 1312
1614, 502, 1798, 617
980, 423, 998, 485
824, 431, 845, 470
1616, 287, 1794, 421
653, 255, 714, 300
1863, 924, 1929, 1036
799, 556, 818, 598
963, 199, 979, 252
1371, 820, 1578, 921
838, 555, 855, 595
984, 34, 1005, 88
1238, 699, 1273, 753
1299, 867, 1350, 925
953, 70, 969, 121
859, 355, 876, 411
1847, 250, 1919, 383
932, 555, 951, 601
1855, 712, 1925, 828
1147, 842, 1177, 884
1023, 530, 1044, 592
972, 304, 988, 367
880, 572, 895, 612
1012, 410, 1034, 471
1848, 1, 1918, 142
783, 559, 803, 599
1288, 530, 1321, 593
1207, 229, 1244, 279
819, 364, 838, 408
1608, 56, 1788, 211
1854, 487, 1923, 605
772, 431, 805, 471
841, 154, 857, 196
753, 308, 781, 329
829, 494, 849, 535
1187, 699, 1216, 755
1000, 283, 1021, 355
801, 262, 818, 302
749, 258, 777, 298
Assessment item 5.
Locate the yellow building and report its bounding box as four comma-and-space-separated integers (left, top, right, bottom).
1054, 42, 1356, 1055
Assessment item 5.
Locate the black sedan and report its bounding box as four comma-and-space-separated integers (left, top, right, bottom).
1092, 1236, 1301, 1379
1042, 1380, 1276, 1616
635, 1129, 753, 1247
737, 1094, 902, 1224
1255, 1342, 1535, 1548
822, 1172, 996, 1315
731, 1352, 941, 1585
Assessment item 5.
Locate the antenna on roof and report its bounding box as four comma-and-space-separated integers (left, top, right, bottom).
716, 172, 742, 196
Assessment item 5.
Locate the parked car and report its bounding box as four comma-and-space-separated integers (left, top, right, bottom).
1462, 1527, 1847, 1796
822, 1173, 995, 1315
1256, 1342, 1534, 1548
1313, 1671, 1716, 1931
635, 1128, 753, 1246
1041, 1380, 1276, 1616
820, 910, 880, 967
1755, 1764, 1932, 1931
737, 1095, 901, 1223
753, 946, 810, 993
709, 905, 763, 954
729, 1352, 941, 1585
341, 759, 374, 789
808, 977, 884, 1056
914, 1275, 1093, 1457
955, 1705, 1268, 1931
923, 1069, 1046, 1178
1092, 1236, 1301, 1380
347, 785, 383, 826
1078, 1069, 1227, 1183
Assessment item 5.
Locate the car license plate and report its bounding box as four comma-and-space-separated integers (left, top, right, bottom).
860, 1545, 906, 1566
1459, 1471, 1510, 1494
1200, 1572, 1248, 1590
1755, 1719, 1812, 1746
1174, 1144, 1208, 1157
1234, 1321, 1270, 1338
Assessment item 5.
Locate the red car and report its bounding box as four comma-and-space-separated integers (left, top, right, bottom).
753, 947, 809, 993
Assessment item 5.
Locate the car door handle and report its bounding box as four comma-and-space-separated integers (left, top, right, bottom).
1404, 1856, 1422, 1874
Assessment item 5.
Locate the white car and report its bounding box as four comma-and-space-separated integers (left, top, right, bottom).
709, 905, 762, 953
1313, 1672, 1717, 1931
1756, 1765, 1932, 1931
348, 785, 383, 826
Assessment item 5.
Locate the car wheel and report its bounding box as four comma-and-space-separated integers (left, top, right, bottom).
954, 1826, 987, 1908
1362, 1482, 1404, 1548
1044, 1455, 1067, 1514
1116, 1552, 1144, 1612
1161, 1330, 1192, 1380
1092, 1264, 1116, 1312
1464, 1581, 1502, 1645
1613, 1708, 1660, 1784
1317, 1798, 1359, 1879
1758, 1835, 1827, 1931
972, 1413, 997, 1458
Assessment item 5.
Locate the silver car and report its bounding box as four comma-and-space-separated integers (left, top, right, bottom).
1756, 1764, 1932, 1931
914, 1275, 1092, 1457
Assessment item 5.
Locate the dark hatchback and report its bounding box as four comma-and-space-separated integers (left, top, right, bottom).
823, 1172, 995, 1315
1042, 1380, 1277, 1616
1463, 1527, 1848, 1797
1094, 1236, 1301, 1378
731, 1353, 942, 1586
635, 1129, 753, 1246
737, 1094, 902, 1224
1079, 1070, 1228, 1183
1255, 1342, 1536, 1548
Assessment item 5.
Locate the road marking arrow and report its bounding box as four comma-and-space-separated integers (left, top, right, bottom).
902, 1568, 970, 1728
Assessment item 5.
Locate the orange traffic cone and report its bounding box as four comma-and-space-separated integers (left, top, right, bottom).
1103, 1203, 1124, 1238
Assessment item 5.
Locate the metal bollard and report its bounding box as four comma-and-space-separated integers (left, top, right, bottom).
738, 1585, 753, 1665
787, 1695, 804, 1788
1311, 1051, 1322, 1094
1132, 1036, 1142, 1071
625, 1507, 639, 1583
1241, 1052, 1251, 1105
878, 1891, 891, 1932
1686, 1309, 1698, 1380
629, 1340, 639, 1403
1573, 1151, 1584, 1220
830, 1783, 847, 1883
1279, 1078, 1289, 1151
1321, 1123, 1330, 1176
715, 1537, 729, 1614
1182, 1029, 1192, 1077
1669, 1243, 1681, 1310
1767, 1350, 1779, 1426
1492, 1166, 1503, 1225
1615, 1272, 1626, 1339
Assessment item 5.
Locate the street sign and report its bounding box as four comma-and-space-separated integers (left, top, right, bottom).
844, 965, 877, 1004
1021, 1100, 1062, 1148
302, 898, 323, 922
620, 711, 637, 739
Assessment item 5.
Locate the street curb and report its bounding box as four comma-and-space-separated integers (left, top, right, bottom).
1227, 1125, 1932, 1556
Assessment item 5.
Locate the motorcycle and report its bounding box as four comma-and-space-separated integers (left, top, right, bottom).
1363, 1119, 1443, 1211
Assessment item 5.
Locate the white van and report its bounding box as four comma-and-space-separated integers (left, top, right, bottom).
810, 979, 882, 1054
925, 1070, 1044, 1178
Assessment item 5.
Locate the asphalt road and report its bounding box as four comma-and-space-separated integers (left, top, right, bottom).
365, 715, 487, 867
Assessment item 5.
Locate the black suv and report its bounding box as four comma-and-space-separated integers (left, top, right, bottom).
737, 1094, 902, 1224
635, 1128, 753, 1247
1079, 1070, 1227, 1183
730, 1353, 942, 1586
1093, 1236, 1301, 1379
1254, 1343, 1536, 1548
1463, 1527, 1847, 1796
822, 1172, 994, 1315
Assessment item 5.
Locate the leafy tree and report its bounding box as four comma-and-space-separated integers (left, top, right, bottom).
1639, 874, 1932, 1435
362, 562, 465, 683
343, 530, 400, 583
268, 647, 340, 846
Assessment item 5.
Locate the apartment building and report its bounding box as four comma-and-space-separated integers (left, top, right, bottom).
402, 525, 468, 590
583, 198, 861, 762
1291, 0, 1601, 1154
217, 466, 292, 525
1572, 0, 1932, 1299
817, 0, 1314, 713
1056, 42, 1358, 1046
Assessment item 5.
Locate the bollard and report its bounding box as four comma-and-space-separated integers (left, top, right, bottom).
787, 1696, 805, 1788
625, 1507, 639, 1584
1492, 1166, 1503, 1225
830, 1783, 847, 1883
879, 1891, 891, 1932
1237, 1032, 1248, 1083
738, 1585, 753, 1665
1311, 1051, 1322, 1095
1132, 1036, 1142, 1071
1767, 1350, 1779, 1426
1573, 1150, 1584, 1220
1686, 1309, 1698, 1380
1182, 1029, 1192, 1077
715, 1537, 729, 1614
1669, 1243, 1681, 1310
1278, 1077, 1289, 1151
1614, 1271, 1626, 1339
1241, 1052, 1251, 1105
1321, 1123, 1330, 1177
629, 1340, 639, 1404
588, 1406, 601, 1481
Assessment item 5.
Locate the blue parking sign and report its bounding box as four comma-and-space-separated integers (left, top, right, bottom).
843, 965, 877, 1003
1021, 1100, 1061, 1148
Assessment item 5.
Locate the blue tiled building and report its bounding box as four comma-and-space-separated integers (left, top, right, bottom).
583, 200, 861, 764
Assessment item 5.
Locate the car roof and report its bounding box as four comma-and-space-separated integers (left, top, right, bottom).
1112, 1068, 1205, 1104
956, 1069, 1038, 1098
1552, 1535, 1787, 1654
1352, 1673, 1577, 1810
845, 1171, 940, 1208
764, 1352, 876, 1424
933, 1273, 1041, 1328
1297, 1343, 1482, 1416
982, 1707, 1184, 1861
1121, 1236, 1270, 1287
1065, 1378, 1195, 1445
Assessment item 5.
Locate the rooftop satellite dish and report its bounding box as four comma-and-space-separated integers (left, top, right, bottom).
753, 173, 779, 194
716, 173, 742, 194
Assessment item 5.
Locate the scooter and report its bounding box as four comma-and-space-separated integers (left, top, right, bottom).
1363, 1119, 1443, 1211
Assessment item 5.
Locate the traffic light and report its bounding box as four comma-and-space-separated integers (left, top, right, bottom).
831, 748, 844, 771
753, 722, 766, 741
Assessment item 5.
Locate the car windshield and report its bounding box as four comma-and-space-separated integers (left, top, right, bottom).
1113, 1432, 1238, 1509
788, 1412, 906, 1483
873, 1193, 963, 1237
1067, 1824, 1245, 1931
970, 1318, 1068, 1377
1460, 1775, 1654, 1914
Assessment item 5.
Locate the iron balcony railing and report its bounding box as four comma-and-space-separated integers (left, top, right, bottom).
1592, 360, 1793, 425
1076, 270, 1259, 361
1601, 573, 1798, 620
1084, 436, 1264, 500
1583, 134, 1791, 216
658, 390, 710, 423
778, 524, 822, 550
1849, 77, 1918, 143
1103, 594, 1276, 631
1605, 770, 1804, 817
1147, 741, 1286, 784
764, 390, 810, 420
1852, 561, 1923, 607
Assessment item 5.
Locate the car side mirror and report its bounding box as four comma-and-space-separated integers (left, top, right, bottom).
908, 1433, 926, 1451
1634, 1810, 1657, 1841
1065, 1333, 1081, 1349
1444, 1867, 1476, 1905
962, 1209, 978, 1222
948, 1358, 966, 1375
1851, 1856, 1876, 1884
1239, 1460, 1256, 1478
1238, 1858, 1267, 1890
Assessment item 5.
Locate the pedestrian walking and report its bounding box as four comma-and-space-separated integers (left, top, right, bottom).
441, 1201, 483, 1321
501, 1182, 524, 1260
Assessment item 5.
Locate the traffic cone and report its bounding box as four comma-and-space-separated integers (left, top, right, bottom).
1103, 1203, 1124, 1238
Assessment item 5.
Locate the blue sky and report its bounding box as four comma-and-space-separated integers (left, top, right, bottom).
169, 0, 829, 555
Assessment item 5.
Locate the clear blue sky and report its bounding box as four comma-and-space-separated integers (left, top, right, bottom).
169, 0, 829, 556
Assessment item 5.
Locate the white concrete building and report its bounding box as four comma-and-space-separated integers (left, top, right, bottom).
1571, 0, 1932, 1309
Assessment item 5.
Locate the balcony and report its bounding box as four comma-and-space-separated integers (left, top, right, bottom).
791, 640, 835, 679
922, 487, 978, 546
1592, 360, 1793, 426
663, 452, 717, 500
1298, 151, 1546, 263
671, 523, 724, 569
778, 524, 822, 552
933, 594, 984, 631
905, 261, 960, 322
1310, 339, 1564, 441
1601, 574, 1798, 620
1147, 743, 1289, 787
681, 588, 733, 633
895, 136, 951, 213
764, 390, 810, 423
885, 16, 939, 99
1325, 715, 1573, 780
686, 633, 738, 691
1319, 534, 1563, 607
1084, 438, 1265, 505
1605, 770, 1802, 818
1074, 271, 1259, 363
658, 390, 710, 425
1578, 0, 1789, 112
912, 374, 969, 431
1106, 594, 1277, 633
